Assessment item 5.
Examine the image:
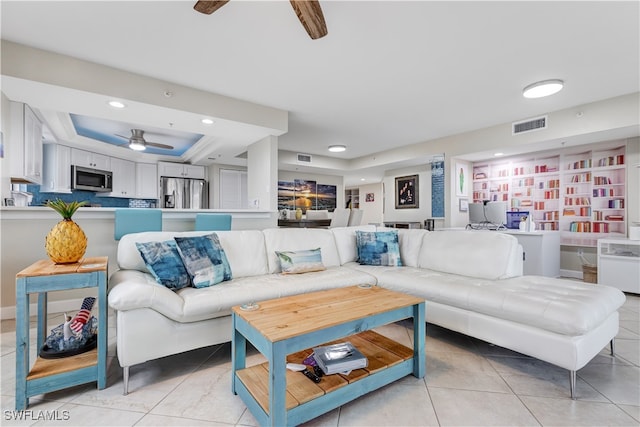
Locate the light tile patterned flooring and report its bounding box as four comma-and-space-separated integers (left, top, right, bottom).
1, 295, 638, 426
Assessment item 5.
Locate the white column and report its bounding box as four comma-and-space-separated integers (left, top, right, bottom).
247, 135, 278, 211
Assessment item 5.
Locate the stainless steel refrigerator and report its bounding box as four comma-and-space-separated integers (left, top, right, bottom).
160, 177, 208, 209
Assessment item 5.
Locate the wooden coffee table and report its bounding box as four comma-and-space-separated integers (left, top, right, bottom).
231, 285, 425, 426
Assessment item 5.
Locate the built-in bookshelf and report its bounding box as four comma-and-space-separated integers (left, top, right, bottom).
345, 188, 359, 208
472, 142, 627, 246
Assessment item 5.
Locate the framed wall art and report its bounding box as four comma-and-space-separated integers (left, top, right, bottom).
459, 198, 469, 212
395, 175, 419, 209
456, 162, 469, 197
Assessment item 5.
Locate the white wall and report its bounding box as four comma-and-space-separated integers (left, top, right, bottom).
358, 182, 384, 225
450, 158, 474, 228
383, 165, 432, 224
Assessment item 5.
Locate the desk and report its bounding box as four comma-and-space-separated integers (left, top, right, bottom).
15, 257, 108, 410
278, 219, 331, 228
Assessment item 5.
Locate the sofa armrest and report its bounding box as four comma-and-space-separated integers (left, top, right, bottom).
108, 270, 183, 314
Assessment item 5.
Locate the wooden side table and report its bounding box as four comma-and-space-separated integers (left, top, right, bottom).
15, 257, 108, 410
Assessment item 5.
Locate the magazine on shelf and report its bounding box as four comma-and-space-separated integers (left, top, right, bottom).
312, 342, 368, 374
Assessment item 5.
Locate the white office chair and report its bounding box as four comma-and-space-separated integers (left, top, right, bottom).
330, 208, 351, 228
348, 208, 364, 226
305, 209, 329, 220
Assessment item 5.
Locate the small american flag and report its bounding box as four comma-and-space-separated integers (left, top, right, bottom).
70, 297, 96, 334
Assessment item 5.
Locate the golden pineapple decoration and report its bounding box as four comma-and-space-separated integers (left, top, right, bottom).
45, 199, 88, 264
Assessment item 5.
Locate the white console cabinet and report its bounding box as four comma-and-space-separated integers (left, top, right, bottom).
597, 238, 640, 293
502, 230, 561, 277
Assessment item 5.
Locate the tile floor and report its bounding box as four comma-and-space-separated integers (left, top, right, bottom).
1, 295, 638, 426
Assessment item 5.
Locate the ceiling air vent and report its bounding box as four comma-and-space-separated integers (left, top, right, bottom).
512, 115, 547, 135
297, 153, 312, 163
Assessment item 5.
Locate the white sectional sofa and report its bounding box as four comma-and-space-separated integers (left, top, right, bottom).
108, 226, 626, 398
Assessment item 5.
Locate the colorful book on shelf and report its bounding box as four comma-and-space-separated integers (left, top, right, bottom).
312, 342, 368, 375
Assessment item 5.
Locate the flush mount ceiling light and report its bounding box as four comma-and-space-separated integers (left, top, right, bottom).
328, 145, 346, 152
201, 118, 214, 125
494, 152, 504, 157
129, 141, 146, 151
108, 100, 126, 109
522, 79, 564, 99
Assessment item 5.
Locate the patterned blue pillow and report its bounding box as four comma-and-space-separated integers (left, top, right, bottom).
174, 234, 232, 288
275, 248, 326, 274
135, 240, 191, 290
355, 230, 402, 266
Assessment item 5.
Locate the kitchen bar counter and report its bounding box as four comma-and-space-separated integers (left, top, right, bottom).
0, 207, 273, 220
0, 207, 277, 316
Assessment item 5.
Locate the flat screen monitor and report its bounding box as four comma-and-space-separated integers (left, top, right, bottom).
506, 211, 529, 229
468, 201, 507, 229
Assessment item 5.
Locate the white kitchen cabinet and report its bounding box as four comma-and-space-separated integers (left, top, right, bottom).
136, 163, 158, 199
71, 148, 111, 170
158, 161, 206, 179
104, 157, 135, 198
41, 144, 72, 193
597, 238, 640, 293
9, 102, 43, 184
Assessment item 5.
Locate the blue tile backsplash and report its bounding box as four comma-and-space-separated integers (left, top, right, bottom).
26, 185, 157, 208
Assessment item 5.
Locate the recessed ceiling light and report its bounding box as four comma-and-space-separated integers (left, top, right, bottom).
201, 118, 214, 125
328, 145, 346, 152
522, 79, 564, 99
360, 178, 366, 181
494, 152, 504, 157
108, 100, 126, 109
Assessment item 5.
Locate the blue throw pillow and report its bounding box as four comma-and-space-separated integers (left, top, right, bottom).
135, 240, 191, 290
174, 234, 232, 288
355, 230, 402, 266
275, 248, 326, 274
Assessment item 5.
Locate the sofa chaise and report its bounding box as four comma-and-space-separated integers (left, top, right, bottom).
108, 226, 625, 398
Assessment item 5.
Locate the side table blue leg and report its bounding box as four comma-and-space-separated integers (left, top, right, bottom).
97, 270, 107, 389
15, 278, 29, 410
37, 292, 47, 350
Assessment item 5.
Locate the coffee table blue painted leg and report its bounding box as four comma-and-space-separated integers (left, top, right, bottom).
413, 302, 426, 378
268, 342, 287, 426
231, 314, 246, 395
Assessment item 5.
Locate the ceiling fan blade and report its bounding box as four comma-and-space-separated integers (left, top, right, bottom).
290, 0, 327, 40
145, 141, 174, 150
194, 0, 230, 15
115, 134, 129, 139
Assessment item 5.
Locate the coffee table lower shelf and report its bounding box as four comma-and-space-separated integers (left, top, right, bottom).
235, 330, 414, 424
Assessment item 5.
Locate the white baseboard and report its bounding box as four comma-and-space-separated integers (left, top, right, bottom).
1, 298, 84, 321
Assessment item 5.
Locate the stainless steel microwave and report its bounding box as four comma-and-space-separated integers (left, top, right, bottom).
71, 165, 113, 192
